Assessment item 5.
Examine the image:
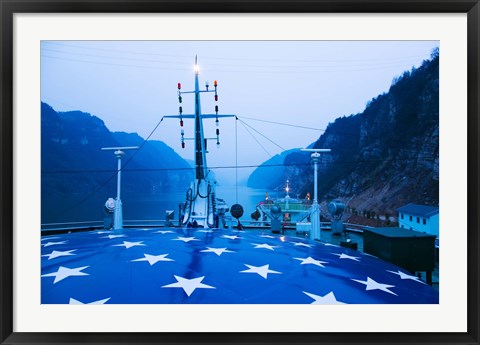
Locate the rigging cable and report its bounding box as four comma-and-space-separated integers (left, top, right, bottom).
237, 119, 272, 158
50, 117, 164, 219
235, 116, 238, 203
238, 116, 323, 131
237, 118, 286, 151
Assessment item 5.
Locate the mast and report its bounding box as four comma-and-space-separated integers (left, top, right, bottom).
163, 57, 236, 228
193, 55, 207, 180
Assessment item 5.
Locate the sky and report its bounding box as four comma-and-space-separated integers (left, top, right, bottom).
41, 40, 439, 185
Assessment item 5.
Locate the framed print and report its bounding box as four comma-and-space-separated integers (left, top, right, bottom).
1, 1, 479, 344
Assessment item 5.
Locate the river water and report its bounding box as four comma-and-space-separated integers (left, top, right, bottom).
42, 185, 268, 224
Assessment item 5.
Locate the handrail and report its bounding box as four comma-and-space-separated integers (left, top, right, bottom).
41, 219, 373, 233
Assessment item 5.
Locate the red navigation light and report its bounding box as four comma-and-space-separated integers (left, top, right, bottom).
178, 83, 181, 90
214, 80, 217, 87
180, 119, 183, 127
214, 95, 218, 102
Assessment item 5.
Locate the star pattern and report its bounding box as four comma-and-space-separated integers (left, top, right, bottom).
41, 228, 439, 304
294, 256, 327, 268
351, 277, 397, 295
69, 297, 111, 304
113, 241, 145, 249
41, 266, 89, 284
333, 253, 361, 261
101, 235, 126, 239
293, 242, 313, 248
200, 247, 235, 256
240, 264, 282, 279
303, 291, 346, 304
42, 249, 77, 260
42, 241, 68, 247
221, 235, 242, 240
162, 275, 215, 296
251, 243, 278, 251
131, 253, 174, 265
387, 270, 426, 283
172, 236, 200, 243
156, 230, 175, 234
41, 236, 60, 241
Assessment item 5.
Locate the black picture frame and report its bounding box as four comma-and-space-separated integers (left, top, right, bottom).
1, 1, 479, 344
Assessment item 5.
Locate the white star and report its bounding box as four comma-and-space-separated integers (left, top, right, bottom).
155, 230, 175, 234
333, 253, 361, 261
113, 241, 145, 249
131, 253, 174, 265
240, 264, 282, 279
69, 297, 111, 304
197, 230, 214, 233
351, 277, 398, 295
172, 236, 200, 243
101, 235, 126, 239
293, 242, 313, 248
252, 243, 278, 251
259, 235, 275, 239
200, 247, 235, 256
162, 275, 215, 296
41, 236, 60, 241
303, 291, 346, 304
387, 270, 426, 284
42, 241, 67, 247
42, 249, 77, 260
41, 266, 89, 284
294, 256, 327, 268
221, 235, 242, 240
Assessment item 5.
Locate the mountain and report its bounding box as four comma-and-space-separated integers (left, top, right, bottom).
248, 50, 439, 217
247, 149, 303, 189
41, 102, 193, 222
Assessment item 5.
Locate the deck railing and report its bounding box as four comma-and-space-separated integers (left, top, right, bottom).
41, 218, 373, 234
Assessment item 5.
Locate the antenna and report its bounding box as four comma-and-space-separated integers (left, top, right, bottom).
101, 146, 139, 230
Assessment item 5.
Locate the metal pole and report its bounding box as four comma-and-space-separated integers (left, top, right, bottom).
311, 152, 320, 241
113, 150, 125, 230
301, 148, 331, 241
101, 146, 138, 230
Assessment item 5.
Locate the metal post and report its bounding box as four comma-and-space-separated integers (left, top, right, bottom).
113, 150, 125, 230
311, 152, 320, 241
301, 148, 331, 241
101, 146, 139, 230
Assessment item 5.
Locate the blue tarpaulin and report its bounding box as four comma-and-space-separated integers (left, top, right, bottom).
41, 228, 439, 304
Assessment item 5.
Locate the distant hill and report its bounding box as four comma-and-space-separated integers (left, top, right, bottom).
248, 49, 439, 217
247, 149, 302, 189
41, 102, 193, 222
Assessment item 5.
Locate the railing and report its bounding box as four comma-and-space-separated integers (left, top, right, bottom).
41, 219, 373, 234
260, 203, 311, 212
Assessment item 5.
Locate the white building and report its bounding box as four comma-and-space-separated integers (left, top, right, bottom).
397, 203, 439, 237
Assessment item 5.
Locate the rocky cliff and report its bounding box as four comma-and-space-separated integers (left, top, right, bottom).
250, 50, 439, 218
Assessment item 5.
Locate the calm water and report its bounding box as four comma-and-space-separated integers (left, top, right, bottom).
42, 185, 267, 224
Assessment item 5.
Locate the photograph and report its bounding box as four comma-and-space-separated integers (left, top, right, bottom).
1, 2, 478, 344
40, 40, 440, 304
